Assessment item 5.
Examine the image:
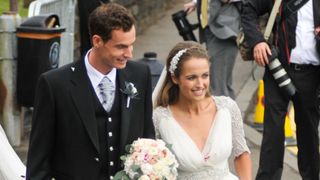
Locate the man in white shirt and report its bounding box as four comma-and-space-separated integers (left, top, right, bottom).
242, 0, 320, 179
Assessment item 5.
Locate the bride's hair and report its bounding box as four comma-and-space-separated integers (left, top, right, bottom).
155, 41, 211, 107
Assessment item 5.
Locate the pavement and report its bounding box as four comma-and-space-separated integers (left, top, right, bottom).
14, 0, 301, 179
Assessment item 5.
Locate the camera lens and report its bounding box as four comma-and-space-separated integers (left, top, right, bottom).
267, 46, 296, 97
172, 10, 197, 42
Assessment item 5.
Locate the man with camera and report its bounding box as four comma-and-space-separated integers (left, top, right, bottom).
242, 0, 320, 179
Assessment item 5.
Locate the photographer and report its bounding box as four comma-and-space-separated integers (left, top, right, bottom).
241, 0, 320, 179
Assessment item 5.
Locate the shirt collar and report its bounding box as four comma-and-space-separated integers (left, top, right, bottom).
84, 49, 117, 88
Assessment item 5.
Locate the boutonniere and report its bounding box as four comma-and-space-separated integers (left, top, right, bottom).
120, 81, 138, 108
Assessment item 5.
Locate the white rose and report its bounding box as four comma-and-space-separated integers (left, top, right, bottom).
128, 171, 138, 179
153, 162, 164, 175
156, 139, 166, 147
124, 159, 133, 172
141, 163, 153, 175
131, 86, 137, 94
138, 175, 150, 180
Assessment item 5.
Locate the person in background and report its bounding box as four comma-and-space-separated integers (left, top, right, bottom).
26, 3, 154, 180
77, 0, 109, 56
153, 41, 252, 180
242, 0, 320, 179
184, 0, 241, 99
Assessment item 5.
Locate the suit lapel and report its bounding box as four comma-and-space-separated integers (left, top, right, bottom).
117, 68, 132, 150
69, 60, 100, 153
314, 0, 320, 26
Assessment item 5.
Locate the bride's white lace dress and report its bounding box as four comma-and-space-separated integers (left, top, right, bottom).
0, 125, 26, 179
153, 96, 250, 180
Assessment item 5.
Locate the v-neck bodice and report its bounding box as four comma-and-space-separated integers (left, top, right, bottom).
153, 96, 250, 180
167, 105, 222, 156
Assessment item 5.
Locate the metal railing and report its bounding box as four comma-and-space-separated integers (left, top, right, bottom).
28, 0, 76, 66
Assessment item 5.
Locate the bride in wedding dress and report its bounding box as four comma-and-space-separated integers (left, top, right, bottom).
152, 41, 252, 180
0, 124, 26, 179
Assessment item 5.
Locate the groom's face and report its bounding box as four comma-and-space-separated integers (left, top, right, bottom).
95, 26, 136, 71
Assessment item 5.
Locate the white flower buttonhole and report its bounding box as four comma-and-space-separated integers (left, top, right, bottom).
120, 81, 139, 108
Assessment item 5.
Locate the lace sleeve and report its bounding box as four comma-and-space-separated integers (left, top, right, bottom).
152, 107, 163, 139
225, 97, 251, 158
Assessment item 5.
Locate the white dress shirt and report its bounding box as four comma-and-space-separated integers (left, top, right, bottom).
84, 49, 117, 103
290, 0, 320, 65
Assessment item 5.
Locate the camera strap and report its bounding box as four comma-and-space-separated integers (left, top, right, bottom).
263, 0, 282, 41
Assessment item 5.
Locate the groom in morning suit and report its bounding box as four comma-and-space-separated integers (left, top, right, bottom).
26, 3, 155, 180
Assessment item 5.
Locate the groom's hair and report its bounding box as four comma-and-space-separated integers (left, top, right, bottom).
88, 3, 135, 42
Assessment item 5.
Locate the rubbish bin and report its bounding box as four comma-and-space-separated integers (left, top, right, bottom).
137, 52, 164, 91
16, 14, 65, 107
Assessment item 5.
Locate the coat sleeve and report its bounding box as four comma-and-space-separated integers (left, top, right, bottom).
241, 0, 273, 48
26, 74, 55, 180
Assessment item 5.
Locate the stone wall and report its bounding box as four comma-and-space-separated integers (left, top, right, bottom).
117, 0, 175, 34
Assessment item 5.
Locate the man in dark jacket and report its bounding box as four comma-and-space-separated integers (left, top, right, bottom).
26, 3, 155, 180
242, 0, 320, 179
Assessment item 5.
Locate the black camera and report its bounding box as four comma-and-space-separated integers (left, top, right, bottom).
172, 10, 198, 42
268, 46, 296, 97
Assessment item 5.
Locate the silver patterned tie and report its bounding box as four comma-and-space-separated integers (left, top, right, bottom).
98, 77, 115, 112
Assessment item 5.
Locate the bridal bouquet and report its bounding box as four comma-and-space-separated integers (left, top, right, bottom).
114, 138, 179, 180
